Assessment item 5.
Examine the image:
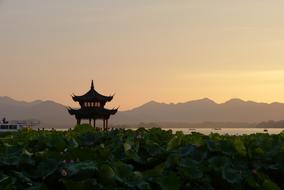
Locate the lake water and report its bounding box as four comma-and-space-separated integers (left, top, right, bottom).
167, 128, 284, 135
50, 128, 284, 135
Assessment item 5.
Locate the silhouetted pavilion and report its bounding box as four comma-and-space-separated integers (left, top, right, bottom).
68, 81, 118, 130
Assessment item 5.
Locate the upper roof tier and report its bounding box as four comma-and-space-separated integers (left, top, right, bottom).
72, 80, 114, 103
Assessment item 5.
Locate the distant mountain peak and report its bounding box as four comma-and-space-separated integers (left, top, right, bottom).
0, 96, 74, 128
186, 98, 216, 105
200, 98, 215, 103
138, 100, 161, 108
0, 96, 27, 105
146, 100, 160, 105
0, 96, 16, 101
225, 98, 247, 104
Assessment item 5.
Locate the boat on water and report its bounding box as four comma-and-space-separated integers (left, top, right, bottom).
0, 118, 40, 132
0, 123, 25, 132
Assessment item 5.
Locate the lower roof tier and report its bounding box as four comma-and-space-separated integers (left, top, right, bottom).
68, 107, 118, 119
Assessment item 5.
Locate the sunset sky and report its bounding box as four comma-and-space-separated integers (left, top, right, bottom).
1, 0, 284, 110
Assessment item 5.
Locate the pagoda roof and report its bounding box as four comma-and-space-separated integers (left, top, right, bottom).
72, 80, 113, 102
68, 107, 118, 119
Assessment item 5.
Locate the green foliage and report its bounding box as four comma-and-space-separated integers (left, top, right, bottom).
73, 124, 96, 133
0, 126, 284, 189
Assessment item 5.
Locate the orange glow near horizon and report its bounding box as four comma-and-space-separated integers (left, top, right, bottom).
1, 1, 284, 111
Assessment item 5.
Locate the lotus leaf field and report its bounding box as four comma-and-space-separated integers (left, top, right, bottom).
1, 125, 284, 190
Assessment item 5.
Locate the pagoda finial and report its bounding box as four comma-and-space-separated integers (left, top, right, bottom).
91, 80, 94, 89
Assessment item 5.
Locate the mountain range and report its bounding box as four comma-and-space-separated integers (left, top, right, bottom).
1, 96, 284, 128
0, 96, 74, 128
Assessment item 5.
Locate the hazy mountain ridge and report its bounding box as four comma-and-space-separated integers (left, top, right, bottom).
1, 96, 284, 128
112, 98, 284, 124
0, 96, 75, 128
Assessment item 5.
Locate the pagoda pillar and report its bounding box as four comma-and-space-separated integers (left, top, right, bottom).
106, 119, 109, 131
89, 119, 92, 125
103, 120, 106, 131
77, 119, 81, 125
93, 119, 96, 128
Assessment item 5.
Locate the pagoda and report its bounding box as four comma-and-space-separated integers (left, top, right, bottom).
68, 80, 118, 130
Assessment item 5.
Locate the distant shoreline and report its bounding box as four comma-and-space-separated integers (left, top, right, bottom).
36, 121, 284, 130
39, 126, 284, 135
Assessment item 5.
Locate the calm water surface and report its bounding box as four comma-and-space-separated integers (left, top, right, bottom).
168, 128, 284, 135
51, 128, 284, 135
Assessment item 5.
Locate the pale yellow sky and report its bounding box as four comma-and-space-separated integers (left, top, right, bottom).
1, 0, 284, 110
